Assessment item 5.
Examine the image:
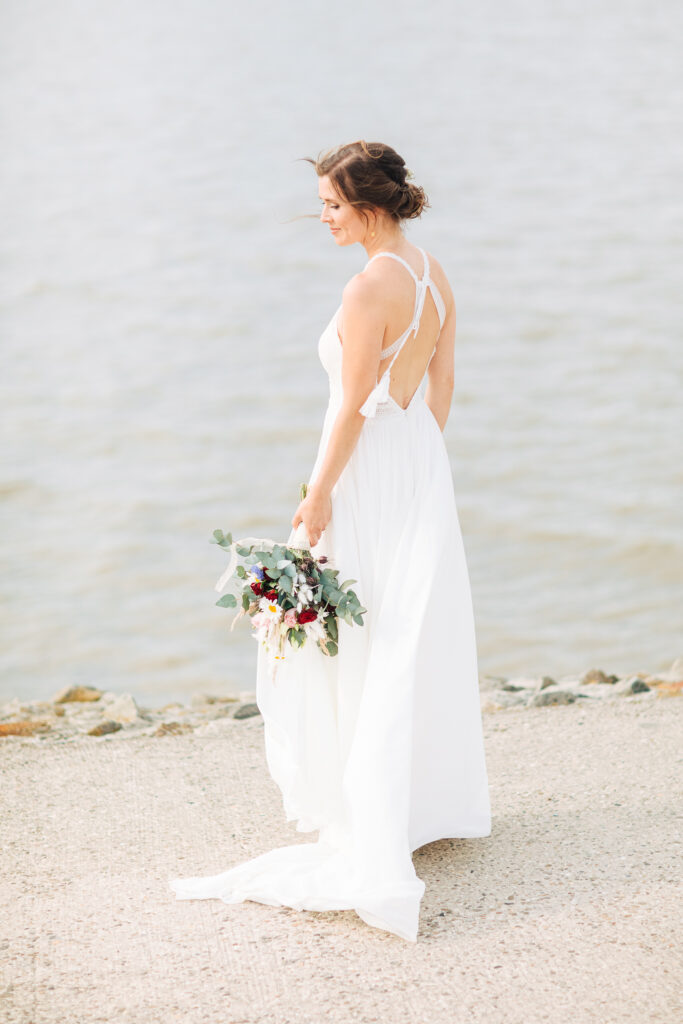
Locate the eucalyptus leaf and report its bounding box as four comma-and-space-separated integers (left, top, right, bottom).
216, 594, 237, 608
278, 574, 293, 594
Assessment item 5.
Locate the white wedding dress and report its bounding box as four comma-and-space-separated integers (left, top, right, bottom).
169, 248, 491, 942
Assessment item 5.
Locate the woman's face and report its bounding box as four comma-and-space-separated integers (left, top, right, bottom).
318, 174, 370, 246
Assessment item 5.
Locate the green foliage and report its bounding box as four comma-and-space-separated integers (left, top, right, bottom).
278, 574, 293, 595
211, 529, 233, 548
213, 525, 367, 659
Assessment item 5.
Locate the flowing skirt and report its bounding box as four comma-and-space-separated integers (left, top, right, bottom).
169, 393, 491, 942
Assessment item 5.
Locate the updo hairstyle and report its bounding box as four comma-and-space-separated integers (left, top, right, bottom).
306, 140, 429, 223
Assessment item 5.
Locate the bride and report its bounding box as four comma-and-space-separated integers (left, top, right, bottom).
169, 140, 491, 942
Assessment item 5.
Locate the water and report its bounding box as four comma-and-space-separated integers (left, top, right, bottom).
1, 0, 681, 704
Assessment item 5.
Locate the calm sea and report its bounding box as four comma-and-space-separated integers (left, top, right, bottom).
1, 1, 681, 704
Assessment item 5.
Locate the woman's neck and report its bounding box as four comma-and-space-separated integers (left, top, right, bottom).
363, 223, 407, 260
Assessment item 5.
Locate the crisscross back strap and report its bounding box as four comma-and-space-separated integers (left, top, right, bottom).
357, 247, 450, 417
364, 248, 447, 368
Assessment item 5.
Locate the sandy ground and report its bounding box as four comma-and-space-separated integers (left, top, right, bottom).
1, 696, 681, 1024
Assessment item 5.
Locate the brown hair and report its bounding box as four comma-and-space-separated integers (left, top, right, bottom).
304, 140, 429, 223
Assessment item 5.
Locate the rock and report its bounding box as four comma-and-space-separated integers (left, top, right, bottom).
501, 683, 525, 693
653, 680, 683, 698
233, 702, 261, 720
88, 720, 123, 736
54, 685, 103, 703
479, 675, 508, 691
613, 677, 651, 696
154, 721, 194, 737
104, 693, 143, 724
0, 720, 52, 736
505, 677, 541, 691
580, 669, 618, 686
481, 691, 526, 712
539, 676, 557, 690
529, 690, 577, 708
190, 694, 239, 708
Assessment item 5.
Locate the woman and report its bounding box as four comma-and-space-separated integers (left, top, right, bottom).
170, 140, 491, 943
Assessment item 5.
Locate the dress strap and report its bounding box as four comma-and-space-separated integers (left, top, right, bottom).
359, 248, 430, 417
365, 250, 420, 286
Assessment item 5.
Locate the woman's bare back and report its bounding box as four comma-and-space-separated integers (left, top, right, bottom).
337, 246, 455, 411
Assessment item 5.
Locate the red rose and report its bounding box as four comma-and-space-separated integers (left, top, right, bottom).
265, 589, 279, 601
298, 608, 318, 624
250, 582, 263, 596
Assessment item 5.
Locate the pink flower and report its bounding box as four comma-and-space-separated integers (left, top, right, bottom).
284, 609, 298, 628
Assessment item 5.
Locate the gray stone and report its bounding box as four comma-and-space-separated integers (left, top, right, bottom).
529, 690, 577, 708
539, 676, 557, 690
104, 693, 143, 724
614, 677, 651, 696
88, 720, 123, 736
233, 702, 261, 720
479, 675, 508, 691
505, 677, 541, 691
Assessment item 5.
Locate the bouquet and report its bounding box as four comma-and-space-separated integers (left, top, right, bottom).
212, 485, 366, 680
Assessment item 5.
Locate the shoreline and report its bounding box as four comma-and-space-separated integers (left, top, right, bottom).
2, 690, 681, 1022
1, 658, 681, 743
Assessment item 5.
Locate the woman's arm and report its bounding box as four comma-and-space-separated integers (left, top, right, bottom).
425, 283, 456, 432
291, 275, 385, 547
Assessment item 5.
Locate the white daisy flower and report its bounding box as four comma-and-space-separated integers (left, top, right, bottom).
258, 597, 282, 622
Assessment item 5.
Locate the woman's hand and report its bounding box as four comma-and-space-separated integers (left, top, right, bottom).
291, 485, 332, 548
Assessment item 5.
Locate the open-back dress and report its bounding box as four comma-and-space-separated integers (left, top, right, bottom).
169, 247, 491, 942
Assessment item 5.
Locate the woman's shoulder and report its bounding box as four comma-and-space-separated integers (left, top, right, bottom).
342, 245, 454, 313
